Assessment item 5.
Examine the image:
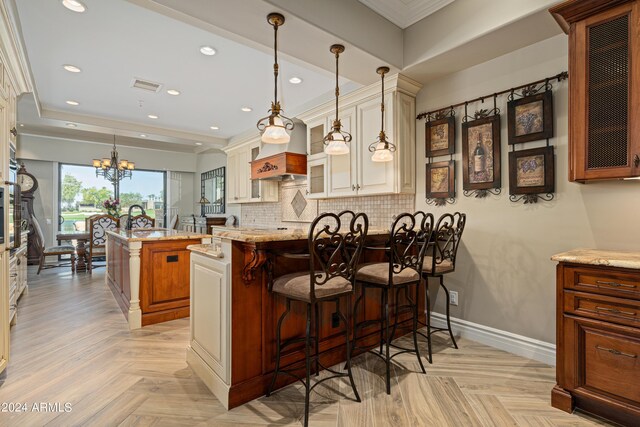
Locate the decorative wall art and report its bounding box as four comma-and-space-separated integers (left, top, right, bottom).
508, 146, 555, 203
507, 89, 553, 145
426, 115, 455, 157
462, 114, 501, 197
425, 160, 455, 206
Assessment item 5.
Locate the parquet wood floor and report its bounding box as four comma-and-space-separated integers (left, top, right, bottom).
0, 268, 613, 426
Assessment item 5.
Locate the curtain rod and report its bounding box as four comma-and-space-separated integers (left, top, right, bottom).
416, 71, 568, 121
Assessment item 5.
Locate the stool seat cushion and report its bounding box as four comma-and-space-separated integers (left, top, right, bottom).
422, 256, 454, 274
44, 245, 75, 254
272, 272, 352, 301
356, 262, 420, 285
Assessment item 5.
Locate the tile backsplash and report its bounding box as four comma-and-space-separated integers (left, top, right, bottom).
240, 181, 415, 229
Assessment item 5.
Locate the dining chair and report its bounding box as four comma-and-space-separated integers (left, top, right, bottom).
128, 214, 155, 229
32, 215, 76, 274
351, 211, 434, 394
266, 211, 368, 427
420, 212, 466, 363
87, 214, 119, 273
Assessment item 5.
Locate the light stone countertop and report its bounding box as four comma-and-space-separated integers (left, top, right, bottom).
551, 249, 640, 270
210, 226, 389, 243
188, 244, 225, 259
106, 228, 211, 242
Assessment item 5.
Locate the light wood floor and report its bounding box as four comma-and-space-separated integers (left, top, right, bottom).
0, 267, 612, 426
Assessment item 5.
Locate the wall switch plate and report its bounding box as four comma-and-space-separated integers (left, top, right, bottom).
449, 290, 459, 306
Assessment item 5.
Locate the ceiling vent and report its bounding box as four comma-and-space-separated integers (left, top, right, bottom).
130, 78, 162, 93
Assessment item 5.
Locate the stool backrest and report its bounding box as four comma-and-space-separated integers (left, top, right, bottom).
431, 212, 466, 272
388, 212, 434, 282
308, 211, 368, 300
129, 214, 155, 229
89, 214, 119, 251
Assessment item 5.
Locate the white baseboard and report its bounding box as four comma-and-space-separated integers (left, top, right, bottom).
430, 312, 556, 366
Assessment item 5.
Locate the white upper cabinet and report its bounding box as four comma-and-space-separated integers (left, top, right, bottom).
224, 136, 278, 204
299, 73, 420, 199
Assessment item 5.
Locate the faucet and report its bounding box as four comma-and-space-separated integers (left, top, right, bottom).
126, 204, 146, 230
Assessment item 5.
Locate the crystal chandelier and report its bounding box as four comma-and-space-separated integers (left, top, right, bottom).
324, 44, 351, 155
92, 135, 134, 183
369, 66, 395, 162
256, 13, 294, 144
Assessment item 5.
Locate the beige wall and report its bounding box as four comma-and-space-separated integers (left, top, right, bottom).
415, 34, 640, 344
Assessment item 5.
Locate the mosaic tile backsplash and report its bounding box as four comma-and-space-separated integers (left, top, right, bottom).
240, 181, 415, 229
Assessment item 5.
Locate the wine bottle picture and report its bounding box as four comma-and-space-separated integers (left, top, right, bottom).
473, 133, 485, 176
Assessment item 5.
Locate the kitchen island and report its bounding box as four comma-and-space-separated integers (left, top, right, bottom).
187, 226, 426, 409
105, 228, 211, 329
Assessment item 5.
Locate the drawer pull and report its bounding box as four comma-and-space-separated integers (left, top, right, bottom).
596, 346, 637, 358
595, 280, 636, 289
595, 306, 636, 317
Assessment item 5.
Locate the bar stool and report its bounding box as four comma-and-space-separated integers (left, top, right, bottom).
351, 212, 434, 394
266, 211, 368, 427
420, 212, 466, 363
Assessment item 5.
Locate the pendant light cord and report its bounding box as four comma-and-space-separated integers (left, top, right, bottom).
380, 71, 385, 134
334, 50, 339, 124
273, 22, 279, 106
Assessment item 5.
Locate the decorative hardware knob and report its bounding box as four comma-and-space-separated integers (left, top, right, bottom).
10, 127, 17, 137
352, 185, 356, 191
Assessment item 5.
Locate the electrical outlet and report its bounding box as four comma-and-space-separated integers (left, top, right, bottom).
331, 312, 340, 328
449, 290, 459, 306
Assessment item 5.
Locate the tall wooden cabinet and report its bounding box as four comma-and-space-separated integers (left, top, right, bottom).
551, 0, 640, 181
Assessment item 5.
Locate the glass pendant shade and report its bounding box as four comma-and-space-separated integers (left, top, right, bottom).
368, 66, 395, 162
261, 116, 291, 144
371, 143, 393, 162
324, 132, 350, 155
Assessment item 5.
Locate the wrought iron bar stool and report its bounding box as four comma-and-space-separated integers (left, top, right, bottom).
350, 212, 434, 394
266, 211, 368, 427
419, 212, 466, 363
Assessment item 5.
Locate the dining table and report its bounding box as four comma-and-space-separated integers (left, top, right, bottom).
55, 231, 90, 272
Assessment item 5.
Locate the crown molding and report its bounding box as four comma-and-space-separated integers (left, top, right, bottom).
0, 0, 35, 95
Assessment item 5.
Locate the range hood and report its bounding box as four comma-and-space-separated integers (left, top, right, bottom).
251, 119, 307, 181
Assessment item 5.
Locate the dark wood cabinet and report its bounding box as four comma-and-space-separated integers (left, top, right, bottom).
550, 0, 640, 182
553, 261, 640, 426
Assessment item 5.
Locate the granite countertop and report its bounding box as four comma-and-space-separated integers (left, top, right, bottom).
210, 225, 389, 243
188, 244, 225, 259
106, 228, 211, 242
551, 249, 640, 270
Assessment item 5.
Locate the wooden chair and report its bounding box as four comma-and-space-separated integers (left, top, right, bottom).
87, 214, 119, 273
420, 212, 466, 363
32, 215, 76, 275
129, 214, 155, 229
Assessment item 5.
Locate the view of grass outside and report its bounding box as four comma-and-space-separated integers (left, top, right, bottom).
59, 164, 166, 232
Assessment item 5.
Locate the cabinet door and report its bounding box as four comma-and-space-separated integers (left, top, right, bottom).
327, 106, 357, 197
307, 157, 327, 199
249, 143, 261, 201
0, 252, 8, 374
306, 116, 327, 159
8, 86, 16, 145
357, 96, 395, 195
226, 151, 238, 204
570, 2, 640, 181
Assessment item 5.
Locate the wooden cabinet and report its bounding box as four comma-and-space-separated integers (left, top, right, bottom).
551, 0, 640, 181
9, 231, 28, 327
225, 138, 278, 204
553, 260, 640, 426
299, 73, 419, 198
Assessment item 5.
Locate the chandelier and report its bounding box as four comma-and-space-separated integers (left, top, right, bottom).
256, 13, 294, 144
324, 44, 351, 155
92, 135, 134, 183
369, 66, 395, 162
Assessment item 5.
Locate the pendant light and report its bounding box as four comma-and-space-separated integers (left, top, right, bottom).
369, 66, 395, 162
257, 13, 294, 144
324, 44, 351, 155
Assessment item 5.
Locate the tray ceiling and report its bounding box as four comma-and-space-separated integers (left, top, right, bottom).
358, 0, 455, 28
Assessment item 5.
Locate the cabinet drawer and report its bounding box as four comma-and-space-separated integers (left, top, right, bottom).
565, 290, 640, 328
565, 266, 640, 300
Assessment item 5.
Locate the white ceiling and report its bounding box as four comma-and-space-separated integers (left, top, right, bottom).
358, 0, 455, 29
15, 0, 349, 146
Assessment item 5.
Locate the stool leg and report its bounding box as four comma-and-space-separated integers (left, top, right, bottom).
425, 278, 433, 363
338, 298, 360, 402
383, 287, 391, 395
379, 288, 385, 356
315, 303, 320, 377
412, 282, 427, 374
266, 299, 291, 397
345, 286, 364, 370
303, 302, 312, 427
389, 286, 402, 343
440, 276, 458, 349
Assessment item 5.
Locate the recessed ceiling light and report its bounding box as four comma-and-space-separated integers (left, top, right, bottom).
63, 64, 82, 73
210, 126, 219, 130
66, 123, 77, 128
167, 89, 180, 96
241, 107, 252, 112
66, 100, 79, 106
195, 142, 203, 146
62, 0, 86, 13
140, 134, 147, 138
200, 46, 217, 56
289, 77, 302, 84
147, 114, 158, 119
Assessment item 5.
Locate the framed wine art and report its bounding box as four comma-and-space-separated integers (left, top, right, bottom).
426, 116, 455, 157
425, 160, 455, 205
508, 145, 555, 203
462, 115, 501, 197
507, 90, 553, 145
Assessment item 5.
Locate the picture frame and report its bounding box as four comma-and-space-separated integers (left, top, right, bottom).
508, 146, 554, 196
426, 116, 455, 157
507, 90, 553, 144
426, 160, 455, 200
462, 115, 501, 191
201, 166, 225, 214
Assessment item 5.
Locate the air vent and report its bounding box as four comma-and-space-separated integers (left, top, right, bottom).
130, 78, 162, 93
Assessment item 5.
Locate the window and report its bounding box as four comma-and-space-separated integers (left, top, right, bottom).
118, 169, 166, 225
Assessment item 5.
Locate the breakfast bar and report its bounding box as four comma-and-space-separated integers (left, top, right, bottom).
105, 228, 211, 329
187, 226, 427, 409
